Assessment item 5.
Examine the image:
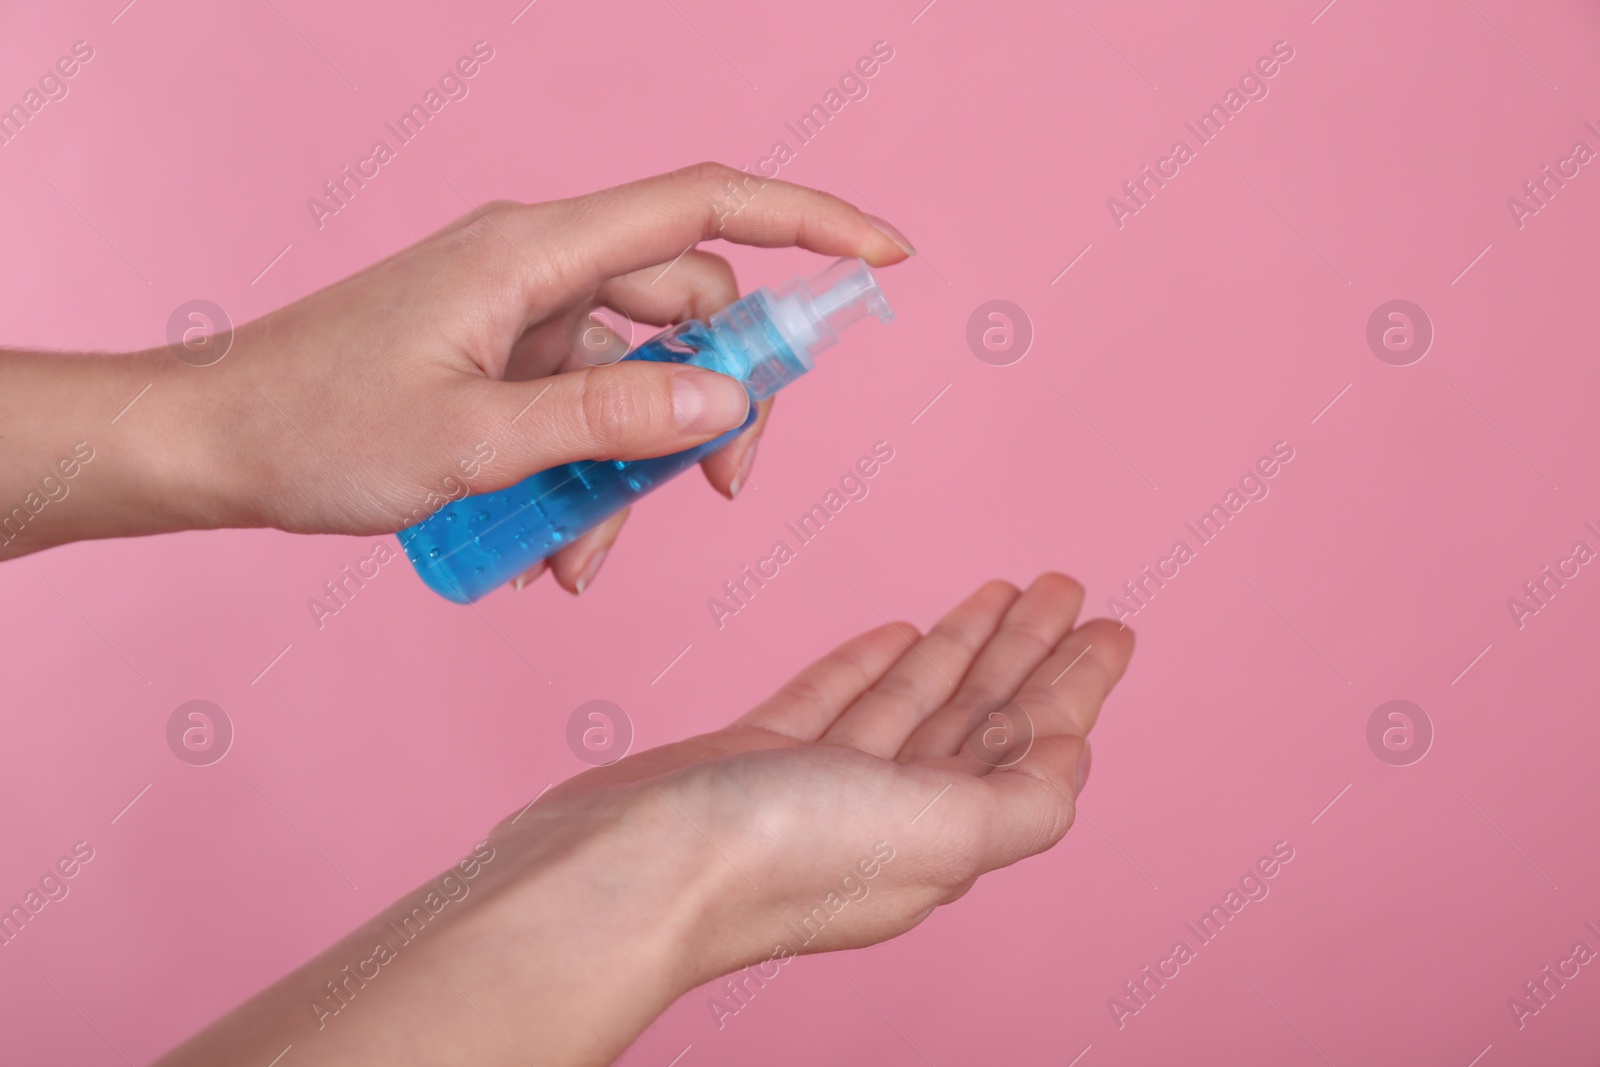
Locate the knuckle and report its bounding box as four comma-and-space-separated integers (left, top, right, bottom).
871, 673, 926, 705
925, 832, 986, 891
952, 688, 1001, 716
681, 160, 738, 189
456, 213, 513, 257
829, 645, 882, 692
707, 259, 742, 303
1002, 619, 1057, 659
576, 367, 648, 453
704, 250, 736, 279
688, 250, 738, 294
928, 620, 984, 656
778, 675, 834, 714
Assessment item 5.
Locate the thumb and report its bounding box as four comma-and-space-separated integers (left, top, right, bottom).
469, 361, 752, 481
978, 734, 1088, 869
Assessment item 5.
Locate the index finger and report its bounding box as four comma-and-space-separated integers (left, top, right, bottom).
529, 162, 914, 286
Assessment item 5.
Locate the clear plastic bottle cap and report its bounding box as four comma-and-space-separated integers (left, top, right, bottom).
767, 257, 894, 367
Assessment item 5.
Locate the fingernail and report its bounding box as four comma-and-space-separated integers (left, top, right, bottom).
574, 547, 608, 595
511, 562, 548, 592
864, 213, 916, 256
1072, 742, 1092, 798
673, 369, 750, 434
729, 438, 759, 499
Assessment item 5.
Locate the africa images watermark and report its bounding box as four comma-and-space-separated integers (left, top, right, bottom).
735, 40, 896, 182
1506, 918, 1600, 1030
0, 40, 95, 149
1505, 519, 1598, 630
0, 841, 96, 950
1106, 441, 1296, 623
311, 839, 496, 1029
707, 39, 898, 234
401, 441, 497, 528
0, 441, 96, 550
306, 41, 496, 230
1108, 840, 1296, 1029
1106, 39, 1297, 229
707, 841, 897, 1030
706, 441, 895, 630
306, 542, 403, 630
307, 441, 496, 630
1505, 120, 1600, 230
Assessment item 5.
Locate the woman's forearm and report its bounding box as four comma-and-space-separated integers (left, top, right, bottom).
155, 799, 730, 1067
0, 348, 254, 560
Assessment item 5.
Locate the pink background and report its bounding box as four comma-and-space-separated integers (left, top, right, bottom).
3, 0, 1599, 1063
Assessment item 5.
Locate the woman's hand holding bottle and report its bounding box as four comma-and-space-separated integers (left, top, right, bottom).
0, 163, 913, 594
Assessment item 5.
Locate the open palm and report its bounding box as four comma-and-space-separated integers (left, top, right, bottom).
498, 573, 1134, 978
158, 574, 1134, 1067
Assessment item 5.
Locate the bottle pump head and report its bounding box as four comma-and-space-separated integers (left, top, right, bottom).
709, 256, 893, 401
767, 257, 894, 367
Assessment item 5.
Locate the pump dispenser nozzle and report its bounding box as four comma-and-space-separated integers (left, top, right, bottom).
768, 257, 895, 366
704, 256, 893, 400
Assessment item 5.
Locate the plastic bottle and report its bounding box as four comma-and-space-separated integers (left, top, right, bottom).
399, 257, 894, 603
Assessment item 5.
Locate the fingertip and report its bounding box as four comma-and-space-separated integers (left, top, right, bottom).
1076, 618, 1137, 679
728, 436, 758, 498
882, 620, 921, 644
699, 437, 751, 499
574, 548, 608, 595
548, 509, 628, 594
1073, 740, 1092, 799
862, 213, 916, 260
1031, 571, 1085, 600
1081, 615, 1137, 643
702, 397, 769, 499
511, 561, 548, 592
673, 368, 750, 436
976, 578, 1023, 601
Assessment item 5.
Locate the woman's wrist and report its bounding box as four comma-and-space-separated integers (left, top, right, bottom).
160, 784, 739, 1067
0, 343, 291, 559
409, 797, 734, 1067
483, 781, 746, 998
108, 349, 257, 533
2, 350, 188, 556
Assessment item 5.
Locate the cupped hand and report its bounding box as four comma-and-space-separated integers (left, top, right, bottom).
182, 163, 913, 593
490, 574, 1133, 986
151, 574, 1130, 1067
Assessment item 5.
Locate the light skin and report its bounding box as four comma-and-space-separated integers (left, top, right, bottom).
0, 162, 913, 590
157, 574, 1132, 1066
1, 163, 1135, 1063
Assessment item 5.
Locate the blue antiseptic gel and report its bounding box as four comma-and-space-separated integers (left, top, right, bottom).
399, 257, 894, 603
